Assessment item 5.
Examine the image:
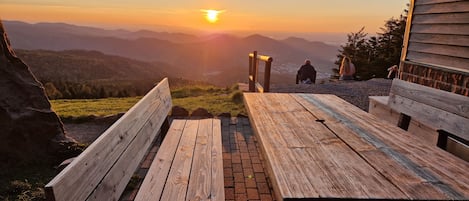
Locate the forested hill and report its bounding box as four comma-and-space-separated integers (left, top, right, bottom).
5, 21, 339, 86
16, 49, 206, 99
18, 49, 167, 81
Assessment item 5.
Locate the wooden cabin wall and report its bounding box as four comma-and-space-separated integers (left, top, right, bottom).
400, 0, 469, 97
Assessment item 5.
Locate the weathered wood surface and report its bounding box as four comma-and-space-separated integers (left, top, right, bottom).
135, 119, 224, 201
389, 79, 469, 140
244, 93, 469, 201
390, 79, 469, 119
402, 0, 469, 74
45, 78, 172, 201
368, 96, 438, 146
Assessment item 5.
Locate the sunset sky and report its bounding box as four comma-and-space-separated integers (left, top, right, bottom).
0, 0, 409, 35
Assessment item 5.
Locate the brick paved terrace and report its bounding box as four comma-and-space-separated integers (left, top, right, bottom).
121, 117, 276, 201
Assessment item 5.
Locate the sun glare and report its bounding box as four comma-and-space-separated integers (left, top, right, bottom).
201, 9, 224, 23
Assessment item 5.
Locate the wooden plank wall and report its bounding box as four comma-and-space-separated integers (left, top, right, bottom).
404, 0, 469, 72
399, 0, 469, 96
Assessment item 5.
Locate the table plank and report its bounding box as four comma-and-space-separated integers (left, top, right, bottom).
244, 94, 318, 199
244, 93, 410, 200
295, 93, 469, 200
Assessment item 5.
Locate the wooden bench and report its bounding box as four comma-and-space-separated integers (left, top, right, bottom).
244, 93, 469, 201
45, 78, 224, 201
369, 79, 469, 162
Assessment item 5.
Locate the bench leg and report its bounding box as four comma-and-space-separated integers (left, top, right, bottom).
397, 113, 411, 131
161, 117, 170, 138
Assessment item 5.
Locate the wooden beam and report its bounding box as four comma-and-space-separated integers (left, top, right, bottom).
388, 93, 469, 141
390, 79, 469, 119
413, 1, 469, 14
249, 53, 273, 62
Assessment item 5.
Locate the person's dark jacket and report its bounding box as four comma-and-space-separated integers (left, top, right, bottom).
296, 63, 317, 84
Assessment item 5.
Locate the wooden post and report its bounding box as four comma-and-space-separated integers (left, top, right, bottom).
437, 130, 449, 150
252, 51, 258, 92
249, 53, 254, 92
264, 58, 272, 92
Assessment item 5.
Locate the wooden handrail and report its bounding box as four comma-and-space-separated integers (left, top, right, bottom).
248, 51, 273, 93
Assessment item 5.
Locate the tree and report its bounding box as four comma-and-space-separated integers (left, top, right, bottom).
335, 6, 408, 80
336, 27, 372, 80
44, 82, 63, 99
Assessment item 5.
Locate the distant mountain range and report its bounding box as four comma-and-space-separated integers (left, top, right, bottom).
4, 20, 340, 86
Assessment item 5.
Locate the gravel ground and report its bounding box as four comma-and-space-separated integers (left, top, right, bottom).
270, 78, 393, 111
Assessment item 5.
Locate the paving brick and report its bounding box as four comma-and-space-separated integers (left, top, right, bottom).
223, 152, 232, 159
235, 193, 248, 201
232, 163, 243, 173
224, 168, 233, 177
255, 172, 267, 183
251, 156, 261, 164
225, 188, 235, 200
234, 172, 245, 183
223, 159, 232, 168
243, 168, 254, 177
242, 159, 252, 168
240, 152, 250, 160
245, 178, 257, 188
260, 194, 274, 201
258, 182, 271, 194
253, 163, 264, 172
140, 158, 153, 169
235, 182, 246, 194
247, 188, 260, 200
232, 155, 242, 163
224, 177, 234, 187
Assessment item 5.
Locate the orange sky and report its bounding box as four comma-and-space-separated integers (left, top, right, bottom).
0, 1, 409, 34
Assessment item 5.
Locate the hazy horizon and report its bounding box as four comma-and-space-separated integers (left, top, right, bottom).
1, 0, 409, 45
3, 19, 353, 45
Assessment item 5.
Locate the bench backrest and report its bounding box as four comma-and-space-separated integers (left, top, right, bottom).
45, 78, 172, 201
388, 79, 469, 143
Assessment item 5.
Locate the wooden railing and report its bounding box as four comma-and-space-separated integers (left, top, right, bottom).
248, 51, 273, 92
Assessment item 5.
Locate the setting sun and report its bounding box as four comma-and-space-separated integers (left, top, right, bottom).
201, 9, 224, 23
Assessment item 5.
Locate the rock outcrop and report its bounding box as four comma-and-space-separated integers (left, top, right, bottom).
0, 20, 75, 165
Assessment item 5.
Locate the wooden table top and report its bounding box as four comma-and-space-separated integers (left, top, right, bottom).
243, 93, 469, 201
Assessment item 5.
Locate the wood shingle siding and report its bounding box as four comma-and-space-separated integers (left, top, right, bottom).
401, 0, 469, 95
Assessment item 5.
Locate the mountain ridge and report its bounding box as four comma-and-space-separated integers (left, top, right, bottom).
5, 20, 340, 86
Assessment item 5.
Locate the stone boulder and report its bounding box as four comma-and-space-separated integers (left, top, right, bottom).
0, 20, 75, 165
171, 106, 189, 118
190, 108, 214, 118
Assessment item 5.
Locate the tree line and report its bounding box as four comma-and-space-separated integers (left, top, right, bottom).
41, 80, 155, 99
335, 7, 408, 80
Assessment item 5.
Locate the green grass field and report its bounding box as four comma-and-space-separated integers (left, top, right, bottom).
50, 85, 245, 120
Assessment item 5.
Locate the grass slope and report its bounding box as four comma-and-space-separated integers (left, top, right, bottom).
50, 85, 245, 121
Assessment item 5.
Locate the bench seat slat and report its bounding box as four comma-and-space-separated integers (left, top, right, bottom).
134, 120, 187, 201
135, 119, 224, 201
210, 119, 224, 201
160, 120, 199, 201
186, 119, 213, 200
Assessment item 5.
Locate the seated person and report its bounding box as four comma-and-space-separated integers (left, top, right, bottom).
339, 56, 356, 80
296, 60, 317, 84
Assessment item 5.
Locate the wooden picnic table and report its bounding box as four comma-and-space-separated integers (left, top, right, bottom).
243, 93, 469, 201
